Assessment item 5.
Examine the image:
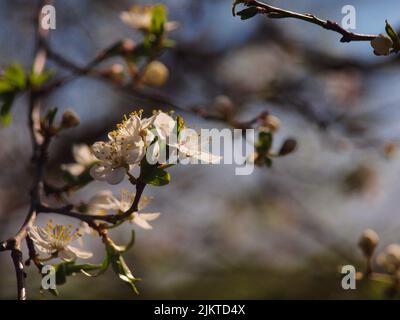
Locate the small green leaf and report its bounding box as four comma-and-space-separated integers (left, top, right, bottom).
4, 63, 26, 89
237, 7, 258, 20
142, 167, 171, 186
151, 4, 167, 36
54, 260, 106, 285
256, 132, 273, 154
111, 230, 135, 253
107, 242, 140, 295
45, 107, 58, 126
30, 69, 54, 87
81, 252, 110, 278
385, 20, 400, 51
176, 115, 185, 136
0, 80, 13, 93
0, 92, 16, 127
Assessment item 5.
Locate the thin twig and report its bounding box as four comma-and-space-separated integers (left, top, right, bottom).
233, 0, 377, 43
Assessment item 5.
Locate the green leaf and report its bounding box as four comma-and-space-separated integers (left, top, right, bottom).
29, 69, 54, 87
44, 107, 58, 126
237, 7, 258, 20
111, 230, 135, 253
385, 20, 400, 51
0, 92, 16, 127
81, 251, 111, 278
4, 63, 26, 89
256, 132, 273, 154
54, 260, 105, 285
151, 4, 167, 36
0, 79, 13, 93
107, 242, 140, 295
176, 115, 185, 136
142, 167, 171, 186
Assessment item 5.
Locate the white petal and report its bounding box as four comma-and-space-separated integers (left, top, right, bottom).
140, 212, 161, 221
89, 190, 120, 211
79, 222, 92, 235
154, 112, 176, 140
61, 163, 85, 176
92, 142, 112, 161
145, 141, 160, 165
131, 213, 153, 230
138, 196, 152, 211
73, 144, 96, 165
28, 227, 53, 254
66, 245, 93, 260
28, 226, 52, 246
144, 130, 156, 146
119, 189, 134, 212
59, 248, 77, 262
105, 167, 126, 185
141, 114, 156, 129
90, 163, 109, 181
126, 144, 145, 165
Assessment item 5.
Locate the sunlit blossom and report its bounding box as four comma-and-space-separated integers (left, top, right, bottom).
28, 221, 92, 262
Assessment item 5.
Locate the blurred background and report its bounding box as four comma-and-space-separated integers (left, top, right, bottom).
1, 0, 400, 299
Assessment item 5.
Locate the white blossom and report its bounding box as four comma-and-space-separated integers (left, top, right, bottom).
153, 111, 176, 140
109, 111, 156, 147
61, 144, 97, 176
90, 140, 144, 185
172, 128, 222, 164
87, 189, 160, 230
120, 5, 178, 32
28, 221, 92, 262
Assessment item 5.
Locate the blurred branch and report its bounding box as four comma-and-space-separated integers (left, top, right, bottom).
233, 0, 377, 43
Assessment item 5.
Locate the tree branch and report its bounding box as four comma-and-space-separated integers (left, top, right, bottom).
233, 0, 377, 43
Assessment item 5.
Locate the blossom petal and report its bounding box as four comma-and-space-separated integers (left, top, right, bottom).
92, 142, 112, 161
59, 248, 77, 262
140, 212, 161, 221
131, 213, 153, 230
61, 163, 85, 176
89, 190, 120, 212
105, 167, 126, 185
119, 189, 134, 212
90, 163, 110, 181
66, 245, 93, 260
154, 112, 176, 140
73, 144, 96, 165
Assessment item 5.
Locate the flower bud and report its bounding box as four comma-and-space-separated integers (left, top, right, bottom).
61, 110, 80, 129
100, 64, 125, 84
278, 138, 297, 156
358, 229, 379, 258
121, 39, 136, 55
141, 61, 169, 87
260, 114, 281, 132
371, 34, 393, 56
